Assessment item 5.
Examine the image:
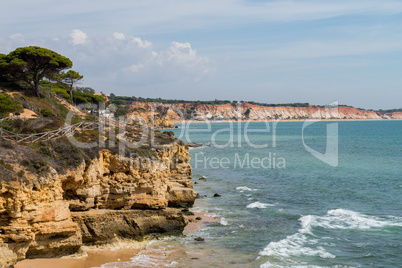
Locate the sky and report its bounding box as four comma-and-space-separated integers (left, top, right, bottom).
1, 0, 402, 109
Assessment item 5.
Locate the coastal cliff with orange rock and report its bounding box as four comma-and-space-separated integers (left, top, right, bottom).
128, 101, 402, 125
0, 124, 196, 267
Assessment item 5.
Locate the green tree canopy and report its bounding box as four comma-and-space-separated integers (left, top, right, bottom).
76, 86, 95, 94
60, 70, 83, 104
0, 46, 72, 97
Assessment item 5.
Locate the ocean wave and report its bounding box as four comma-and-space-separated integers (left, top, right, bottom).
220, 217, 229, 226
188, 145, 208, 151
259, 217, 335, 267
247, 202, 275, 209
100, 241, 178, 267
259, 208, 402, 267
301, 209, 402, 231
236, 186, 258, 192
259, 232, 335, 259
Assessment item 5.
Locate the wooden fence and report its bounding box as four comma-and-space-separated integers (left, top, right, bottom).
0, 119, 99, 144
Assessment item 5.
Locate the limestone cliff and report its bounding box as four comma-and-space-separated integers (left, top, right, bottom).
127, 106, 175, 129
0, 136, 195, 267
128, 101, 402, 121
62, 143, 195, 211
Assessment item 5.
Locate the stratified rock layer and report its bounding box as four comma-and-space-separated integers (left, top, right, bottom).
0, 142, 195, 268
128, 101, 402, 121
72, 208, 188, 244
62, 143, 195, 211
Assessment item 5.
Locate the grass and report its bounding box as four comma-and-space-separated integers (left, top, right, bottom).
0, 118, 64, 134
21, 158, 50, 176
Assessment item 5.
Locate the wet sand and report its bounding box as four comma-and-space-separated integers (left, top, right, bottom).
183, 210, 219, 235
15, 248, 142, 268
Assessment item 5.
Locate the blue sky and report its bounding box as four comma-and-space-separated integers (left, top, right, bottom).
1, 0, 402, 109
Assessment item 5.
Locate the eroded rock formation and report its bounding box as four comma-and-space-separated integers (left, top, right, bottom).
128, 101, 402, 121
0, 139, 195, 267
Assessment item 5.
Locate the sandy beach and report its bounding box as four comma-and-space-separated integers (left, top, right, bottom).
15, 248, 143, 268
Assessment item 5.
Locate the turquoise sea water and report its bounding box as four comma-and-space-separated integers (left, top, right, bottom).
103, 120, 402, 268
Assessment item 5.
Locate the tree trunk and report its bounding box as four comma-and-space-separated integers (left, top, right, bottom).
70, 86, 74, 105
33, 82, 40, 97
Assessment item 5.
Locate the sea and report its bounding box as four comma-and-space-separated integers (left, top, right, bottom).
100, 120, 402, 268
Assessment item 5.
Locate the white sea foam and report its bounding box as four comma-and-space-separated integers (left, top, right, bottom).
236, 186, 258, 192
220, 217, 229, 226
259, 218, 335, 267
302, 209, 402, 231
246, 202, 275, 209
259, 232, 335, 259
260, 208, 402, 267
188, 145, 207, 151
105, 243, 177, 267
236, 186, 253, 191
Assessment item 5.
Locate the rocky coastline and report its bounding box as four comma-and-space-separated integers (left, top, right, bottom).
128, 101, 402, 122
0, 133, 196, 267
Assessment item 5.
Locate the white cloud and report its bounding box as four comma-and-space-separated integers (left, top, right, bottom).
167, 42, 197, 63
129, 63, 144, 72
70, 29, 89, 45
1, 31, 213, 93
131, 37, 152, 49
113, 32, 125, 40
10, 34, 24, 40
119, 40, 212, 83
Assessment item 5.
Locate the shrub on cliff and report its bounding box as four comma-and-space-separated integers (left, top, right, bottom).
0, 93, 23, 116
21, 158, 50, 176
54, 142, 90, 168
114, 105, 131, 117
1, 118, 64, 134
40, 108, 55, 117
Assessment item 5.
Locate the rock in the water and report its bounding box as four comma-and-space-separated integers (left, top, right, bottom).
213, 193, 221, 197
186, 143, 203, 148
199, 176, 207, 181
194, 237, 205, 242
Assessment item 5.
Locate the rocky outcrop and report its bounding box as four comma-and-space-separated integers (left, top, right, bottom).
386, 112, 402, 119
0, 139, 195, 267
0, 170, 81, 266
127, 106, 175, 128
62, 143, 195, 211
72, 208, 187, 245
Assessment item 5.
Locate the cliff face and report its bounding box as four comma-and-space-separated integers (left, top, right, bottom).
0, 141, 195, 267
127, 106, 175, 128
62, 143, 195, 211
0, 168, 81, 266
128, 101, 402, 121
